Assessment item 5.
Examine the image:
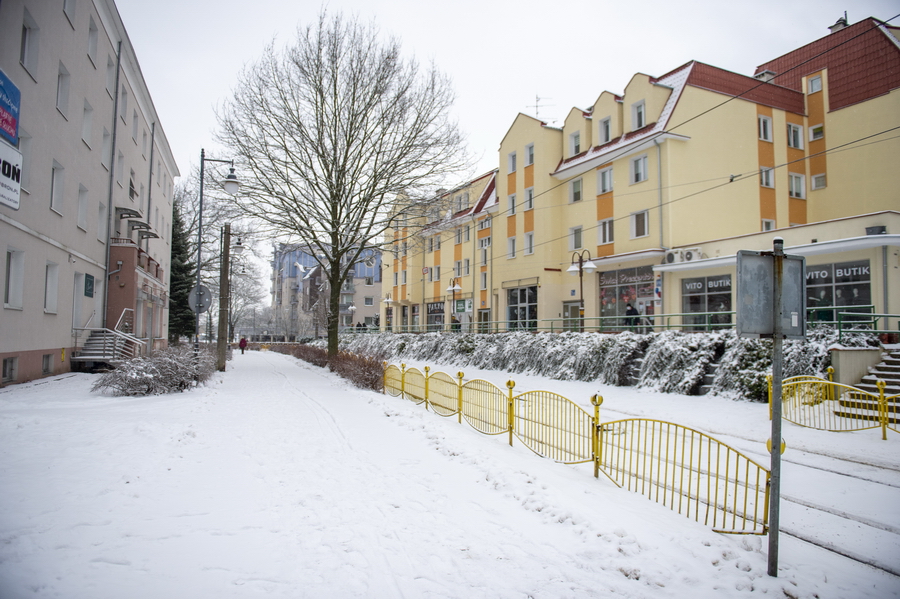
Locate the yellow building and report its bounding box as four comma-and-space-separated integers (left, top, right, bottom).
382, 17, 899, 333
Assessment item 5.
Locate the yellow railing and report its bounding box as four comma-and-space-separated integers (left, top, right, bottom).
769, 370, 899, 440
384, 362, 770, 534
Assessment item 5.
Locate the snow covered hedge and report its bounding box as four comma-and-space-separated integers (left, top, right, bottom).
91, 345, 216, 396
334, 326, 878, 401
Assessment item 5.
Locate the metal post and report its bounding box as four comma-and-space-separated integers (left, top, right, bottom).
768, 237, 784, 577
195, 150, 206, 352
216, 224, 231, 371
507, 380, 515, 447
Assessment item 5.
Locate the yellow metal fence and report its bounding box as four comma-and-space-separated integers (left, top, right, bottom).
384, 363, 770, 534
769, 370, 900, 440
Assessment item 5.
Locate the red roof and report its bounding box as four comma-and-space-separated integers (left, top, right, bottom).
754, 18, 900, 111
686, 62, 805, 114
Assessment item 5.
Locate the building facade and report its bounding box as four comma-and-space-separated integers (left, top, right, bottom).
1, 0, 179, 385
271, 243, 382, 340
381, 16, 899, 333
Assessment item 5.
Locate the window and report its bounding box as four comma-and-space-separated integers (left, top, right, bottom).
479, 216, 491, 230
87, 17, 98, 64
570, 226, 583, 250
77, 185, 88, 230
17, 131, 32, 190
525, 144, 534, 166
42, 354, 53, 375
508, 194, 516, 215
364, 297, 374, 306
2, 358, 17, 383
142, 130, 148, 156
365, 276, 374, 286
453, 260, 461, 277
434, 237, 440, 250
116, 151, 124, 185
811, 173, 827, 190
508, 151, 517, 173
101, 128, 111, 168
81, 100, 93, 146
56, 62, 71, 116
479, 237, 491, 265
427, 237, 433, 253
50, 161, 65, 214
456, 193, 468, 214
106, 56, 116, 95
97, 202, 106, 242
20, 9, 39, 76
760, 167, 774, 188
788, 173, 805, 199
507, 286, 538, 330
455, 228, 462, 244
119, 87, 128, 122
44, 262, 59, 314
810, 124, 824, 141
139, 184, 145, 212
63, 0, 76, 23
787, 124, 804, 149
631, 155, 648, 183
762, 219, 776, 232
393, 272, 398, 286
433, 266, 440, 281
631, 211, 649, 238
598, 167, 613, 193
632, 101, 646, 129
5, 249, 25, 308
570, 132, 581, 155
464, 225, 471, 242
598, 218, 614, 245
758, 115, 772, 142
508, 237, 517, 259
570, 178, 582, 203
132, 110, 139, 141
524, 232, 534, 255
402, 271, 408, 284
808, 76, 822, 94
599, 117, 611, 143
480, 272, 488, 290
524, 187, 534, 210
463, 258, 470, 275
129, 170, 138, 202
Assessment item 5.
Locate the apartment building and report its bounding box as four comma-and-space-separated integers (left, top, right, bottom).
1, 0, 179, 385
271, 243, 382, 340
383, 16, 899, 333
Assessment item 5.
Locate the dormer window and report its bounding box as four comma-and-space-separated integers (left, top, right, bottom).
808, 76, 822, 94
632, 101, 646, 129
570, 132, 581, 155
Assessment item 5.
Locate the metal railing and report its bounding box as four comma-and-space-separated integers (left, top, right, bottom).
770, 371, 899, 440
72, 309, 144, 362
370, 305, 897, 337
384, 363, 770, 534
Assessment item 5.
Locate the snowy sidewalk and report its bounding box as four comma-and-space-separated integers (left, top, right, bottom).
0, 350, 897, 598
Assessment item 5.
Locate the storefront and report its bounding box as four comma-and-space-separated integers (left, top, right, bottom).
426, 302, 444, 331
806, 259, 871, 322
599, 266, 655, 327
681, 274, 732, 330
507, 286, 538, 330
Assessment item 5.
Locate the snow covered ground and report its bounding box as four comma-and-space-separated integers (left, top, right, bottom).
0, 349, 898, 598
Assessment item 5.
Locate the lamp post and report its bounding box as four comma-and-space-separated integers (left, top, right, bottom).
567, 249, 597, 332
217, 226, 244, 371
382, 295, 393, 332
446, 278, 462, 332
348, 304, 357, 330
194, 148, 240, 353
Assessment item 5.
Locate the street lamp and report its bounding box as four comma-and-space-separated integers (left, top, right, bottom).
348, 304, 357, 330
382, 294, 393, 332
446, 278, 462, 332
194, 148, 241, 353
217, 224, 245, 371
567, 250, 597, 332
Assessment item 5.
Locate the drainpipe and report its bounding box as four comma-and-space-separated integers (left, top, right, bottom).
102, 40, 123, 331
884, 246, 889, 316
144, 122, 155, 252
654, 138, 664, 250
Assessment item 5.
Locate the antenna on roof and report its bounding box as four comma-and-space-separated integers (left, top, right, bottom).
531, 95, 554, 120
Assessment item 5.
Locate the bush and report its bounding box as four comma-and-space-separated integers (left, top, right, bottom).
329, 351, 385, 391
91, 345, 215, 396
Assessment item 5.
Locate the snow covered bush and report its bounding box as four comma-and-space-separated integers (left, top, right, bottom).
329, 352, 385, 391
91, 345, 215, 396
336, 326, 880, 402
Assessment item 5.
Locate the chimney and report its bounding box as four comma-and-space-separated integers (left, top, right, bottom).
755, 70, 777, 83
829, 12, 849, 33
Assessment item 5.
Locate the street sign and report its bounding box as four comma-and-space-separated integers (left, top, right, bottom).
736, 250, 806, 339
188, 284, 212, 313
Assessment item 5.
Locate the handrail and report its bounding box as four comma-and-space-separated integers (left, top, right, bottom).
114, 308, 135, 333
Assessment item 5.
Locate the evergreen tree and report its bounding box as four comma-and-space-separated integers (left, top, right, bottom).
168, 200, 196, 344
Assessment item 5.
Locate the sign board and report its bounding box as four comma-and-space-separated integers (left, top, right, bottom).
736, 250, 806, 339
0, 69, 20, 146
188, 284, 212, 313
0, 141, 22, 210
454, 299, 473, 313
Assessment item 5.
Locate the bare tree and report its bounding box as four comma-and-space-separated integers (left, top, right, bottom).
216, 10, 469, 356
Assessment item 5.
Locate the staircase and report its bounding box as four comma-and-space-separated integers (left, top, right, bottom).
698, 361, 719, 395
834, 348, 900, 424
71, 329, 142, 365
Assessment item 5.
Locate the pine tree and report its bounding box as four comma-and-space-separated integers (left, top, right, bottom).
168, 201, 196, 344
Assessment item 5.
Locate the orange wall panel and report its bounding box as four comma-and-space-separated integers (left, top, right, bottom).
507, 215, 516, 237
523, 209, 534, 233
524, 164, 533, 189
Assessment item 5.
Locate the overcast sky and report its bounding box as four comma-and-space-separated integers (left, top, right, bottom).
116, 0, 898, 182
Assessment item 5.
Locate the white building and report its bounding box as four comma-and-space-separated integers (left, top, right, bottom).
1, 0, 179, 385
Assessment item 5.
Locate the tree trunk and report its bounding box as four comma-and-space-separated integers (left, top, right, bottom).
327, 265, 341, 358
